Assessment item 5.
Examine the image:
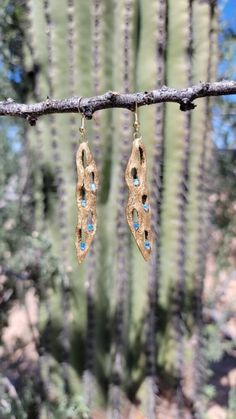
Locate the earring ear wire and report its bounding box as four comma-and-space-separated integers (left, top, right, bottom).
78, 96, 83, 114
133, 102, 140, 137
79, 113, 86, 141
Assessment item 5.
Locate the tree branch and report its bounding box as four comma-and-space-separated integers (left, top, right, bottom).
0, 80, 235, 125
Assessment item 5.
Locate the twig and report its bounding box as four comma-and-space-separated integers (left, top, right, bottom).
0, 80, 235, 125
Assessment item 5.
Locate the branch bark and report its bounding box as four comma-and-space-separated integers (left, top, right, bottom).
0, 80, 235, 125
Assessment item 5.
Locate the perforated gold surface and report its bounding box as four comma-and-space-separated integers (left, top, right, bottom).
125, 137, 153, 261
75, 142, 99, 263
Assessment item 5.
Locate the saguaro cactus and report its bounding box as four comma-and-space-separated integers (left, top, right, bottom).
9, 0, 218, 416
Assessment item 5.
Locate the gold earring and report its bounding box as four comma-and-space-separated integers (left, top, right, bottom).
125, 104, 153, 261
75, 114, 99, 263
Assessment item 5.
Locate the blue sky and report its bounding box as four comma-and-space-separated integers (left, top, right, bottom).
213, 0, 236, 148
218, 0, 236, 81
220, 0, 236, 29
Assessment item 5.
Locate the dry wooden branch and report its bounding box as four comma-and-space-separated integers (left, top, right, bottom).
0, 80, 235, 125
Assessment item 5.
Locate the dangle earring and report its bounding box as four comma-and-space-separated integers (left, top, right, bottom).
125, 103, 153, 261
75, 114, 99, 263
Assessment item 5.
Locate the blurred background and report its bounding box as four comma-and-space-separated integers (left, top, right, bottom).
0, 0, 235, 418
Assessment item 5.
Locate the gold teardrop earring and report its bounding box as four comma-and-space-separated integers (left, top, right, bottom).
125, 103, 153, 261
75, 114, 99, 263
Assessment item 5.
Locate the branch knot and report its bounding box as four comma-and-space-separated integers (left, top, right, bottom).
179, 98, 196, 111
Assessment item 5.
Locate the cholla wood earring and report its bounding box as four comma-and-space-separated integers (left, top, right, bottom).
125, 104, 153, 261
75, 115, 99, 263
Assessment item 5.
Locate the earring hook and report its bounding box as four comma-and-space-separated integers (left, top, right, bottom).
133, 102, 140, 138
78, 96, 83, 113
79, 113, 86, 141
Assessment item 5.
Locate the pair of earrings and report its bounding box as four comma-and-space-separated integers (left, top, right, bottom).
75, 105, 153, 263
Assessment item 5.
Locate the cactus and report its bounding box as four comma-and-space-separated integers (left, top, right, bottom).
185, 2, 218, 414
1, 0, 218, 416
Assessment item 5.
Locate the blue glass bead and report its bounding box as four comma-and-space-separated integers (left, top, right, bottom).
133, 178, 140, 187
133, 222, 139, 231
144, 240, 151, 250
90, 183, 96, 192
81, 199, 87, 207
87, 223, 94, 232
80, 242, 86, 251
143, 203, 149, 212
